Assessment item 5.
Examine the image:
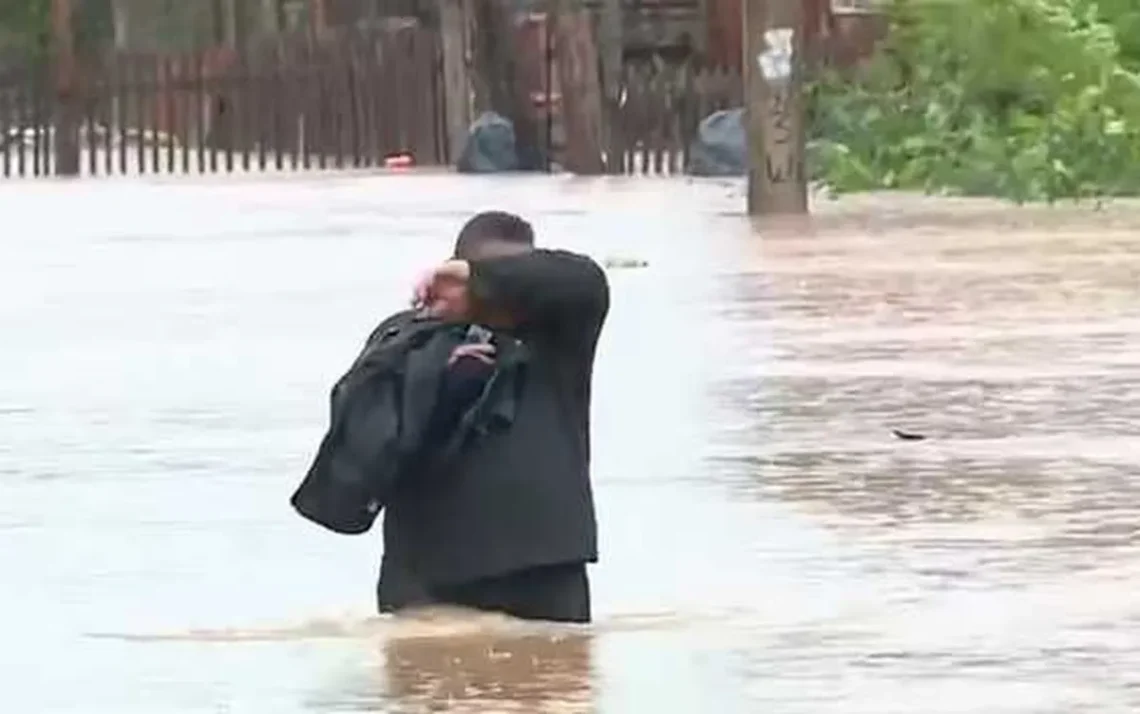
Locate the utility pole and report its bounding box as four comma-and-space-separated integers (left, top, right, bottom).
743, 0, 808, 215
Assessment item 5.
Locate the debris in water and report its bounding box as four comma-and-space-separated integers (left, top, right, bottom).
892, 429, 927, 441
384, 152, 415, 170
603, 257, 649, 269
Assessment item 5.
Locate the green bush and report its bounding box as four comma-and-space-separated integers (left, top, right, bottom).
810, 0, 1140, 202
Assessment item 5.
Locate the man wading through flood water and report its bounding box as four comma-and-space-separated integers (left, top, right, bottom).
376, 211, 609, 623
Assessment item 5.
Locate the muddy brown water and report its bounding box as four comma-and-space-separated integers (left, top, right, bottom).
2, 175, 1140, 713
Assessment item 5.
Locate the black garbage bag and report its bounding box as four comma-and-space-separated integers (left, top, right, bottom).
456, 111, 520, 173
686, 108, 747, 177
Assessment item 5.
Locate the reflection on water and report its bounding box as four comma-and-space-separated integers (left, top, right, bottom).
377, 626, 592, 713
3, 178, 1140, 713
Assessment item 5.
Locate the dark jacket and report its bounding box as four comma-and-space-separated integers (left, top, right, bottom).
291, 311, 523, 535
378, 249, 609, 598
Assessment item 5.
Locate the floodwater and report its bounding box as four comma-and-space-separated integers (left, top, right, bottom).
3, 174, 1140, 714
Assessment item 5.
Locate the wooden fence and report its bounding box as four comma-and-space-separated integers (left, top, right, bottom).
0, 24, 445, 178
612, 62, 741, 175
0, 27, 742, 180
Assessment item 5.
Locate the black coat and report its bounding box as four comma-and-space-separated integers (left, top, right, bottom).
290, 311, 523, 535
378, 249, 609, 603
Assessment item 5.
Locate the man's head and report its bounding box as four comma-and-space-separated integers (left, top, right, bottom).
453, 211, 534, 261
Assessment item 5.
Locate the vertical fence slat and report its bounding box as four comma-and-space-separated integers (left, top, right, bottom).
434, 27, 448, 166
116, 55, 127, 175
254, 50, 267, 172
670, 67, 684, 175
356, 33, 371, 168
269, 40, 282, 171
421, 27, 441, 165
315, 43, 328, 171
85, 70, 97, 177
242, 52, 253, 172
236, 52, 248, 172
347, 34, 361, 169
289, 41, 298, 168
332, 40, 345, 170
653, 70, 666, 176
195, 54, 207, 175
179, 54, 190, 174
1, 78, 11, 178
358, 33, 374, 168
223, 57, 235, 173
31, 75, 43, 177
42, 74, 53, 176
397, 29, 414, 160
101, 56, 112, 176
405, 27, 420, 158
301, 38, 313, 171
392, 31, 410, 158
207, 59, 219, 174
147, 57, 160, 174
631, 65, 644, 174
29, 75, 39, 177
410, 28, 430, 164
27, 71, 39, 177
162, 57, 174, 173
134, 55, 147, 175
15, 74, 26, 177
45, 70, 57, 176
288, 44, 301, 171
377, 34, 393, 159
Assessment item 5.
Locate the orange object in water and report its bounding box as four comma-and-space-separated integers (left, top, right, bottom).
384, 152, 415, 169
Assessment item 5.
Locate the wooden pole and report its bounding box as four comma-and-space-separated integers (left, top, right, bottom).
551, 0, 605, 174
743, 0, 808, 215
51, 0, 80, 176
439, 0, 471, 164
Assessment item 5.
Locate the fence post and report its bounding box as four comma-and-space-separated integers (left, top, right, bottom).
743, 0, 808, 215
438, 0, 471, 164
51, 0, 80, 176
551, 0, 604, 174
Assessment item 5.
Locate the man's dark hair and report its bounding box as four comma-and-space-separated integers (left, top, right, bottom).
453, 211, 534, 259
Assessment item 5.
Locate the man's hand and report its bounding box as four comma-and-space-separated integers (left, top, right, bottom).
448, 342, 496, 366
412, 260, 472, 321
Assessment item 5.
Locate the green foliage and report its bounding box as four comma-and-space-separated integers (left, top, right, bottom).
810, 0, 1140, 202
1083, 0, 1140, 69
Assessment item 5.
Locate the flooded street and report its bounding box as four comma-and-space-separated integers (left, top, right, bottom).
3, 174, 1140, 713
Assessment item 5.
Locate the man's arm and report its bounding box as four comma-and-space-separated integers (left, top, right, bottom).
466, 250, 610, 336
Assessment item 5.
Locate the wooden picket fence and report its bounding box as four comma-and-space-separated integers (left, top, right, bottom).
0, 24, 445, 178
0, 31, 742, 179
611, 62, 742, 175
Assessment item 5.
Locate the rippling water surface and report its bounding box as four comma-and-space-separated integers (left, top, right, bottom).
3, 175, 1140, 713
